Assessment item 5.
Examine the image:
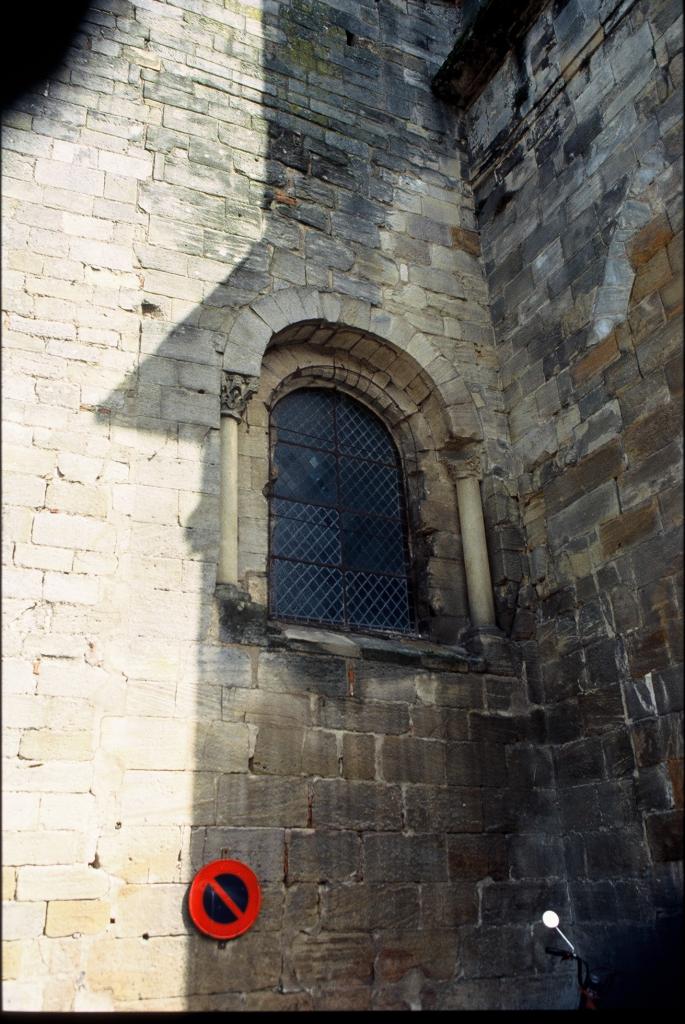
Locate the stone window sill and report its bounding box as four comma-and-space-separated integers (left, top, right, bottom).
215, 583, 500, 675
271, 622, 487, 674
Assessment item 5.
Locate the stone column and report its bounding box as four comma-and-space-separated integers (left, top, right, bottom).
448, 457, 496, 628
218, 372, 258, 585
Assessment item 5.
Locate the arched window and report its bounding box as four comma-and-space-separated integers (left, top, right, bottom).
268, 388, 415, 634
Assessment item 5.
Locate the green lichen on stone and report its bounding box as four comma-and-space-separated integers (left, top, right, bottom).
279, 0, 344, 78
225, 0, 262, 21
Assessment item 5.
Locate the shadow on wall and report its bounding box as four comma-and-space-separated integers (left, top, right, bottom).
1, 3, 94, 110
75, 0, 489, 1010
99, 1, 463, 1007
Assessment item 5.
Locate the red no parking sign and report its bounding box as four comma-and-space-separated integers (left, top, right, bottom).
188, 859, 262, 940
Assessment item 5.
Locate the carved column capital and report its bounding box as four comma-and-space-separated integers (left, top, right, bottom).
221, 372, 259, 421
444, 453, 482, 482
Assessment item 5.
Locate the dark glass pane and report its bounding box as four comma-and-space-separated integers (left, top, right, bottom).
271, 559, 343, 623
272, 389, 335, 449
273, 442, 338, 505
270, 388, 414, 634
345, 571, 411, 631
337, 394, 395, 463
339, 456, 400, 516
341, 512, 405, 573
271, 499, 341, 565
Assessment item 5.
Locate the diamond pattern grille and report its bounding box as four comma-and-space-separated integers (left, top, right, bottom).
272, 388, 335, 449
337, 398, 395, 463
272, 499, 341, 564
346, 571, 411, 631
341, 513, 405, 574
340, 456, 400, 517
271, 559, 343, 623
273, 443, 337, 505
269, 388, 414, 634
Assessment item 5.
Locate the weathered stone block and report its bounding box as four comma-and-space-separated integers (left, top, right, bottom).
101, 717, 191, 771
468, 713, 531, 745
599, 735, 635, 795
2, 866, 17, 902
451, 226, 481, 255
632, 713, 683, 769
636, 764, 674, 813
121, 770, 215, 827
460, 925, 534, 978
32, 512, 116, 552
257, 652, 347, 699
404, 785, 482, 833
355, 662, 419, 703
1, 901, 46, 940
410, 704, 469, 740
570, 879, 651, 923
195, 720, 251, 772
16, 866, 108, 902
481, 878, 568, 923
420, 880, 478, 928
415, 673, 484, 708
363, 833, 447, 883
447, 834, 507, 882
222, 687, 312, 728
197, 827, 285, 883
380, 735, 446, 785
628, 213, 675, 268
288, 933, 374, 986
304, 727, 339, 777
578, 688, 625, 735
341, 732, 375, 780
312, 779, 402, 831
583, 827, 649, 877
287, 829, 360, 883
375, 928, 458, 983
112, 883, 186, 938
623, 401, 682, 464
571, 331, 620, 387
44, 899, 109, 939
599, 500, 659, 556
3, 830, 89, 867
548, 480, 620, 549
445, 742, 481, 786
320, 883, 419, 931
553, 736, 605, 786
18, 730, 93, 763
507, 835, 566, 879
252, 724, 305, 776
217, 775, 308, 828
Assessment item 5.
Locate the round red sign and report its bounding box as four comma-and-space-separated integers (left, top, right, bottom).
188, 859, 262, 940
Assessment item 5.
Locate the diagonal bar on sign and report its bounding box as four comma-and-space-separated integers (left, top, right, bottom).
206, 877, 245, 920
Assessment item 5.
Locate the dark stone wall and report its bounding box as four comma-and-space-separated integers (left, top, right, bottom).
456, 0, 683, 1007
211, 600, 578, 1009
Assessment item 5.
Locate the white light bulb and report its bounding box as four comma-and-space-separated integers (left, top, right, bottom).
542, 910, 560, 928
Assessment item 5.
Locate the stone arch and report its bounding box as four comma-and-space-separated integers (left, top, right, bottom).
232, 319, 480, 642
222, 286, 483, 445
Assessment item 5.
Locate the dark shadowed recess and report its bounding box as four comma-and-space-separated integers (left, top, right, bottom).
1, 2, 94, 109
432, 0, 552, 107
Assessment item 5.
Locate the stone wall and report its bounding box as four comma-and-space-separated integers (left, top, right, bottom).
463, 0, 683, 1005
1, 0, 563, 1011
2, 0, 681, 1011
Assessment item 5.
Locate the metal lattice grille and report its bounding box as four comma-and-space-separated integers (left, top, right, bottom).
269, 388, 414, 634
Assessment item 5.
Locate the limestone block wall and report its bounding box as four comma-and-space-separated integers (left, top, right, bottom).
1, 0, 570, 1012
465, 0, 683, 1003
